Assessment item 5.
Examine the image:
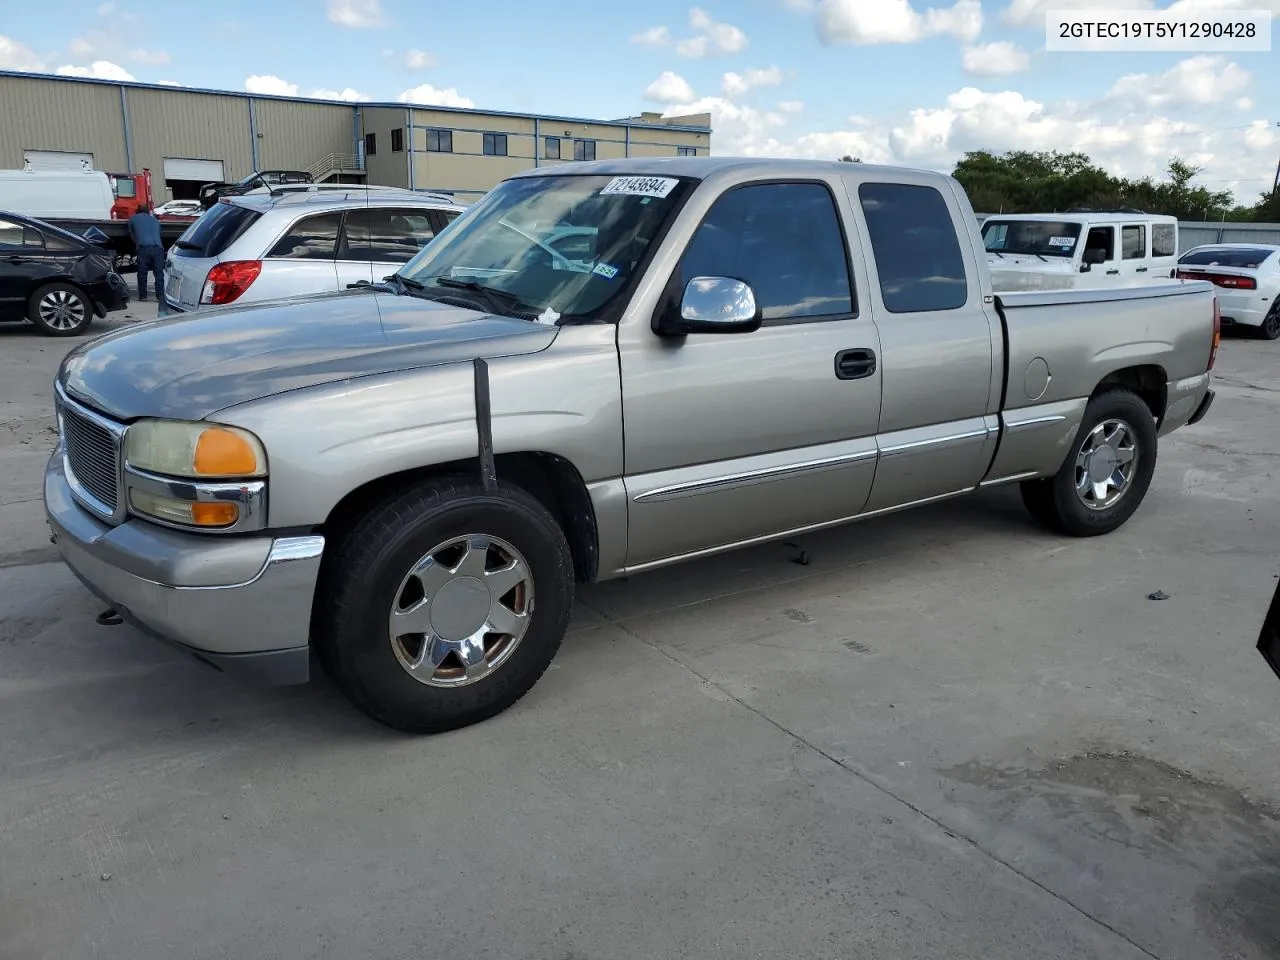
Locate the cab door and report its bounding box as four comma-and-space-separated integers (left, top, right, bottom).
0, 216, 47, 317
616, 177, 883, 570
846, 176, 1003, 512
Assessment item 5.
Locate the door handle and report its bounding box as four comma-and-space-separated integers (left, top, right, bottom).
835, 348, 877, 380
346, 280, 371, 288
1135, 267, 1148, 273
1106, 269, 1120, 275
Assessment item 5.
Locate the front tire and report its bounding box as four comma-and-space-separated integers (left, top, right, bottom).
1019, 387, 1158, 537
314, 476, 575, 733
28, 283, 93, 336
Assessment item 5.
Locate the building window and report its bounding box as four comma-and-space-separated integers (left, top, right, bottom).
364, 132, 376, 157
426, 129, 453, 153
574, 139, 596, 162
544, 137, 561, 160
391, 128, 404, 153
483, 133, 508, 157
677, 146, 697, 157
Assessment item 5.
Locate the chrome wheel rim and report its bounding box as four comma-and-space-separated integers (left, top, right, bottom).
39, 289, 86, 330
1074, 418, 1138, 510
388, 534, 534, 688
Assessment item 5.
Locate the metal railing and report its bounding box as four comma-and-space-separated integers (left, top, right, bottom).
306, 152, 365, 182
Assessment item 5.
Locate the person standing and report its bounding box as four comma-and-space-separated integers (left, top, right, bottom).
128, 204, 169, 315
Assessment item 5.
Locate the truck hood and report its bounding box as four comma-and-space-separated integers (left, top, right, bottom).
59, 290, 558, 421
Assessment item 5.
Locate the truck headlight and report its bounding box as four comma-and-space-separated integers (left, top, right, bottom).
124, 420, 267, 479
123, 420, 267, 531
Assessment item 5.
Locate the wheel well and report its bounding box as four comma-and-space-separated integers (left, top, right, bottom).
1094, 365, 1167, 422
320, 452, 600, 583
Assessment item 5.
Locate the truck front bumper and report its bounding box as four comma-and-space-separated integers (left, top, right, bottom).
44, 452, 321, 685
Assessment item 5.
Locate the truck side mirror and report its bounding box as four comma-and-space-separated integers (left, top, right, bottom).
655, 276, 763, 337
1082, 247, 1107, 266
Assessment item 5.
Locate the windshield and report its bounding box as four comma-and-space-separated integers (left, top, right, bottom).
397, 173, 691, 321
983, 220, 1082, 258
1178, 247, 1277, 269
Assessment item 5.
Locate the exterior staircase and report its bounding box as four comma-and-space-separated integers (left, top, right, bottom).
308, 153, 366, 184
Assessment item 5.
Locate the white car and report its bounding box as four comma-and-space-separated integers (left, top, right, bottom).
163, 187, 465, 311
1175, 243, 1280, 340
154, 199, 204, 218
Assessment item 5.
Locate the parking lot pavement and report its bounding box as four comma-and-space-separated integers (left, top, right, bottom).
0, 318, 1277, 960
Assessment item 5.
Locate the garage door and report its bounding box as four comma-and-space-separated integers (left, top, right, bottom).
163, 158, 225, 182
25, 150, 94, 171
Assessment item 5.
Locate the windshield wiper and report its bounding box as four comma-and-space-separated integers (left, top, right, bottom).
433, 277, 541, 317
989, 250, 1005, 259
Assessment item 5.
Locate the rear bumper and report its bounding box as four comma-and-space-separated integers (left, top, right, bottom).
90, 272, 130, 316
1158, 373, 1213, 436
44, 451, 320, 685
1187, 388, 1215, 426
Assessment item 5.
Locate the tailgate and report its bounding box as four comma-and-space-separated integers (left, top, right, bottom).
165, 250, 216, 309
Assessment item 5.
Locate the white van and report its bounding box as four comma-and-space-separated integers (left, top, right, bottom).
981, 211, 1179, 292
0, 167, 115, 221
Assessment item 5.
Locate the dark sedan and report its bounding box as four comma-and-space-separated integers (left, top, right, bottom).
0, 211, 130, 336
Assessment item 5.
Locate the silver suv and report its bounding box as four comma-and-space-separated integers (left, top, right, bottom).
164, 186, 465, 311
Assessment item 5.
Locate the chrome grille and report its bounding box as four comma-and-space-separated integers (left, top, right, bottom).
61, 402, 121, 514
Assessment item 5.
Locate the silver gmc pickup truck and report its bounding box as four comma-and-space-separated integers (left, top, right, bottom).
44, 158, 1219, 733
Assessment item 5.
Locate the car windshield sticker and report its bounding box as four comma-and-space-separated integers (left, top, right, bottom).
1048, 236, 1075, 248
592, 262, 619, 280
599, 176, 679, 199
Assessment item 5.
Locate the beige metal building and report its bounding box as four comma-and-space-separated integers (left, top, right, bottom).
0, 71, 711, 203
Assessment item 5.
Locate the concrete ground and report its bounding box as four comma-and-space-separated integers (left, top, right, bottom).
1, 301, 1277, 960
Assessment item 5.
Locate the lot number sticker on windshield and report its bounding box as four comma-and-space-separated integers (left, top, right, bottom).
1048, 236, 1075, 248
600, 176, 679, 198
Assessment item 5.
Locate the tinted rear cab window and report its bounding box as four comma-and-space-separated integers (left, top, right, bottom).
858, 182, 967, 313
173, 202, 262, 258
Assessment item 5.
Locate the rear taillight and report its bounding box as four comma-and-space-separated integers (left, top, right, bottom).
1208, 296, 1221, 372
200, 260, 262, 305
1175, 269, 1256, 290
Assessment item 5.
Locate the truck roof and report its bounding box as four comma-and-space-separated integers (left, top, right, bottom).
516, 156, 946, 183
983, 212, 1177, 225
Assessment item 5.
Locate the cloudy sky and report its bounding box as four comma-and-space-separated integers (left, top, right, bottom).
2, 0, 1277, 202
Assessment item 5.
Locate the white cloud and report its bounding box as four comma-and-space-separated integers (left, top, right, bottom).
245, 74, 298, 96
722, 66, 784, 97
97, 2, 115, 14
245, 75, 370, 101
961, 41, 1030, 76
1002, 0, 1280, 25
404, 48, 436, 69
634, 9, 748, 57
631, 25, 670, 47
157, 79, 182, 87
311, 86, 369, 101
55, 60, 134, 80
816, 0, 982, 44
657, 74, 1274, 203
327, 0, 386, 28
126, 48, 170, 64
1107, 55, 1250, 109
684, 7, 749, 55
0, 35, 46, 71
68, 36, 94, 58
778, 99, 805, 113
645, 71, 697, 103
1002, 0, 1153, 25
398, 83, 475, 108
1236, 96, 1253, 111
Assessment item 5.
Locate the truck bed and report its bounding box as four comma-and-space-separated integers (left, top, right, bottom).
44, 217, 189, 267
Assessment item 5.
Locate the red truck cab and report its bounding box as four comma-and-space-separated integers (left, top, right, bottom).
108, 169, 153, 220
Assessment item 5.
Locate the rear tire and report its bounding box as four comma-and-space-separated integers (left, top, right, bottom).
1019, 387, 1158, 537
28, 283, 93, 336
314, 476, 575, 734
1260, 305, 1280, 341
